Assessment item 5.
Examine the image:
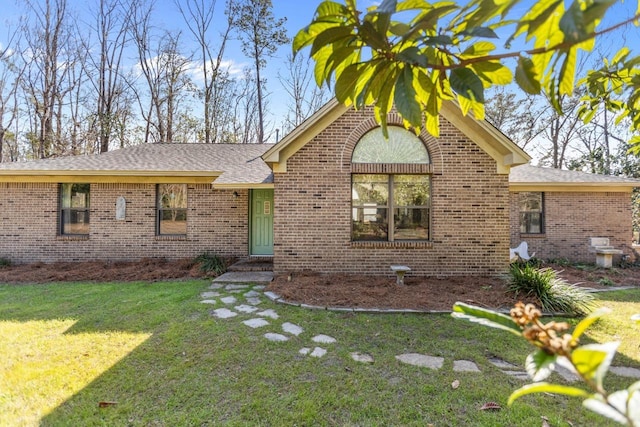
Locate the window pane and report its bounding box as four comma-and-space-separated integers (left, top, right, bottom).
393, 175, 430, 206
352, 174, 388, 205
520, 212, 542, 234
519, 192, 543, 234
60, 184, 90, 235
61, 209, 90, 235
158, 184, 187, 209
352, 127, 430, 164
352, 208, 388, 241
159, 209, 187, 235
394, 207, 429, 240
520, 192, 542, 211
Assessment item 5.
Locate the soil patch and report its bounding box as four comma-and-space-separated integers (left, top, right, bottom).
1, 259, 639, 311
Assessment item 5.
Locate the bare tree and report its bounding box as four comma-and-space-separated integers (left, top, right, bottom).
484, 87, 546, 151
175, 0, 236, 144
0, 28, 24, 162
278, 52, 329, 135
130, 0, 194, 143
82, 0, 132, 153
233, 0, 288, 143
21, 0, 78, 158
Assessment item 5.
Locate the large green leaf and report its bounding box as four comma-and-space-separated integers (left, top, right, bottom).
558, 48, 577, 96
335, 63, 364, 104
573, 342, 620, 387
395, 66, 422, 127
508, 382, 589, 406
451, 302, 522, 335
525, 349, 556, 382
310, 26, 355, 56
515, 56, 541, 94
450, 68, 485, 102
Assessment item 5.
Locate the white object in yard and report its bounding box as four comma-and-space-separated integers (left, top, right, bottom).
509, 241, 534, 262
390, 265, 411, 285
589, 237, 623, 268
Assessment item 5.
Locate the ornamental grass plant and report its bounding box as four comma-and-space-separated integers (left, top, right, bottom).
508, 263, 596, 316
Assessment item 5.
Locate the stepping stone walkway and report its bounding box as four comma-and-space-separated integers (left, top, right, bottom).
201, 282, 640, 379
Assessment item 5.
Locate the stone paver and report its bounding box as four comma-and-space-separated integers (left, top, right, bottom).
243, 318, 270, 328
257, 309, 279, 319
208, 283, 224, 290
246, 297, 262, 305
610, 366, 640, 378
351, 352, 374, 364
211, 308, 238, 319
201, 291, 220, 298
225, 284, 249, 290
282, 322, 304, 336
312, 334, 336, 344
453, 360, 480, 372
396, 353, 444, 370
556, 365, 580, 383
235, 304, 259, 313
264, 291, 281, 301
310, 347, 327, 358
265, 333, 289, 342
503, 371, 530, 380
244, 290, 261, 298
220, 296, 237, 305
200, 299, 217, 305
488, 357, 519, 370
299, 347, 311, 355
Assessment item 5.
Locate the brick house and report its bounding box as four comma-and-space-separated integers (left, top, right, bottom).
0, 99, 637, 275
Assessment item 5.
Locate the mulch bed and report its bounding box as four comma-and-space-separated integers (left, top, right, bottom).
1, 259, 639, 311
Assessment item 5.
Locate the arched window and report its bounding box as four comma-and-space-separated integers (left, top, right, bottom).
352, 127, 430, 164
351, 127, 431, 242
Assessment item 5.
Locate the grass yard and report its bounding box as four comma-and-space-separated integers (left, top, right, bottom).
0, 280, 638, 426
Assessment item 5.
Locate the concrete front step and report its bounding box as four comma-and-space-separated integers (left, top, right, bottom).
213, 271, 274, 285
227, 258, 273, 272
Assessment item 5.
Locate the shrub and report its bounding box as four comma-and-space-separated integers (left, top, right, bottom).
194, 252, 226, 277
0, 257, 11, 269
507, 264, 595, 316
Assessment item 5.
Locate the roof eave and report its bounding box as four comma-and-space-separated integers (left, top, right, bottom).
510, 182, 638, 192
0, 169, 221, 184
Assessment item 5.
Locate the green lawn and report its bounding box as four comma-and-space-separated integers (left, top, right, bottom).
0, 280, 638, 426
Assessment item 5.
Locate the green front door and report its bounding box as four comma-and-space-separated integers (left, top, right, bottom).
250, 189, 274, 255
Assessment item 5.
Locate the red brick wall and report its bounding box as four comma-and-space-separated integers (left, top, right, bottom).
273, 108, 511, 277
509, 191, 633, 262
0, 183, 249, 263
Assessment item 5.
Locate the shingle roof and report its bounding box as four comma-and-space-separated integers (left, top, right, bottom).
510, 164, 640, 186
0, 143, 274, 185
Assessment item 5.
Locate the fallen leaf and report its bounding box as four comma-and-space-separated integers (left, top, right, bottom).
98, 401, 117, 408
479, 402, 501, 411
451, 379, 460, 389
541, 416, 551, 427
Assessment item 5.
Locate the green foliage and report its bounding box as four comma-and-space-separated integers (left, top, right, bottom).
507, 264, 595, 316
599, 277, 616, 287
194, 252, 227, 276
453, 302, 640, 426
0, 258, 11, 269
295, 0, 640, 141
